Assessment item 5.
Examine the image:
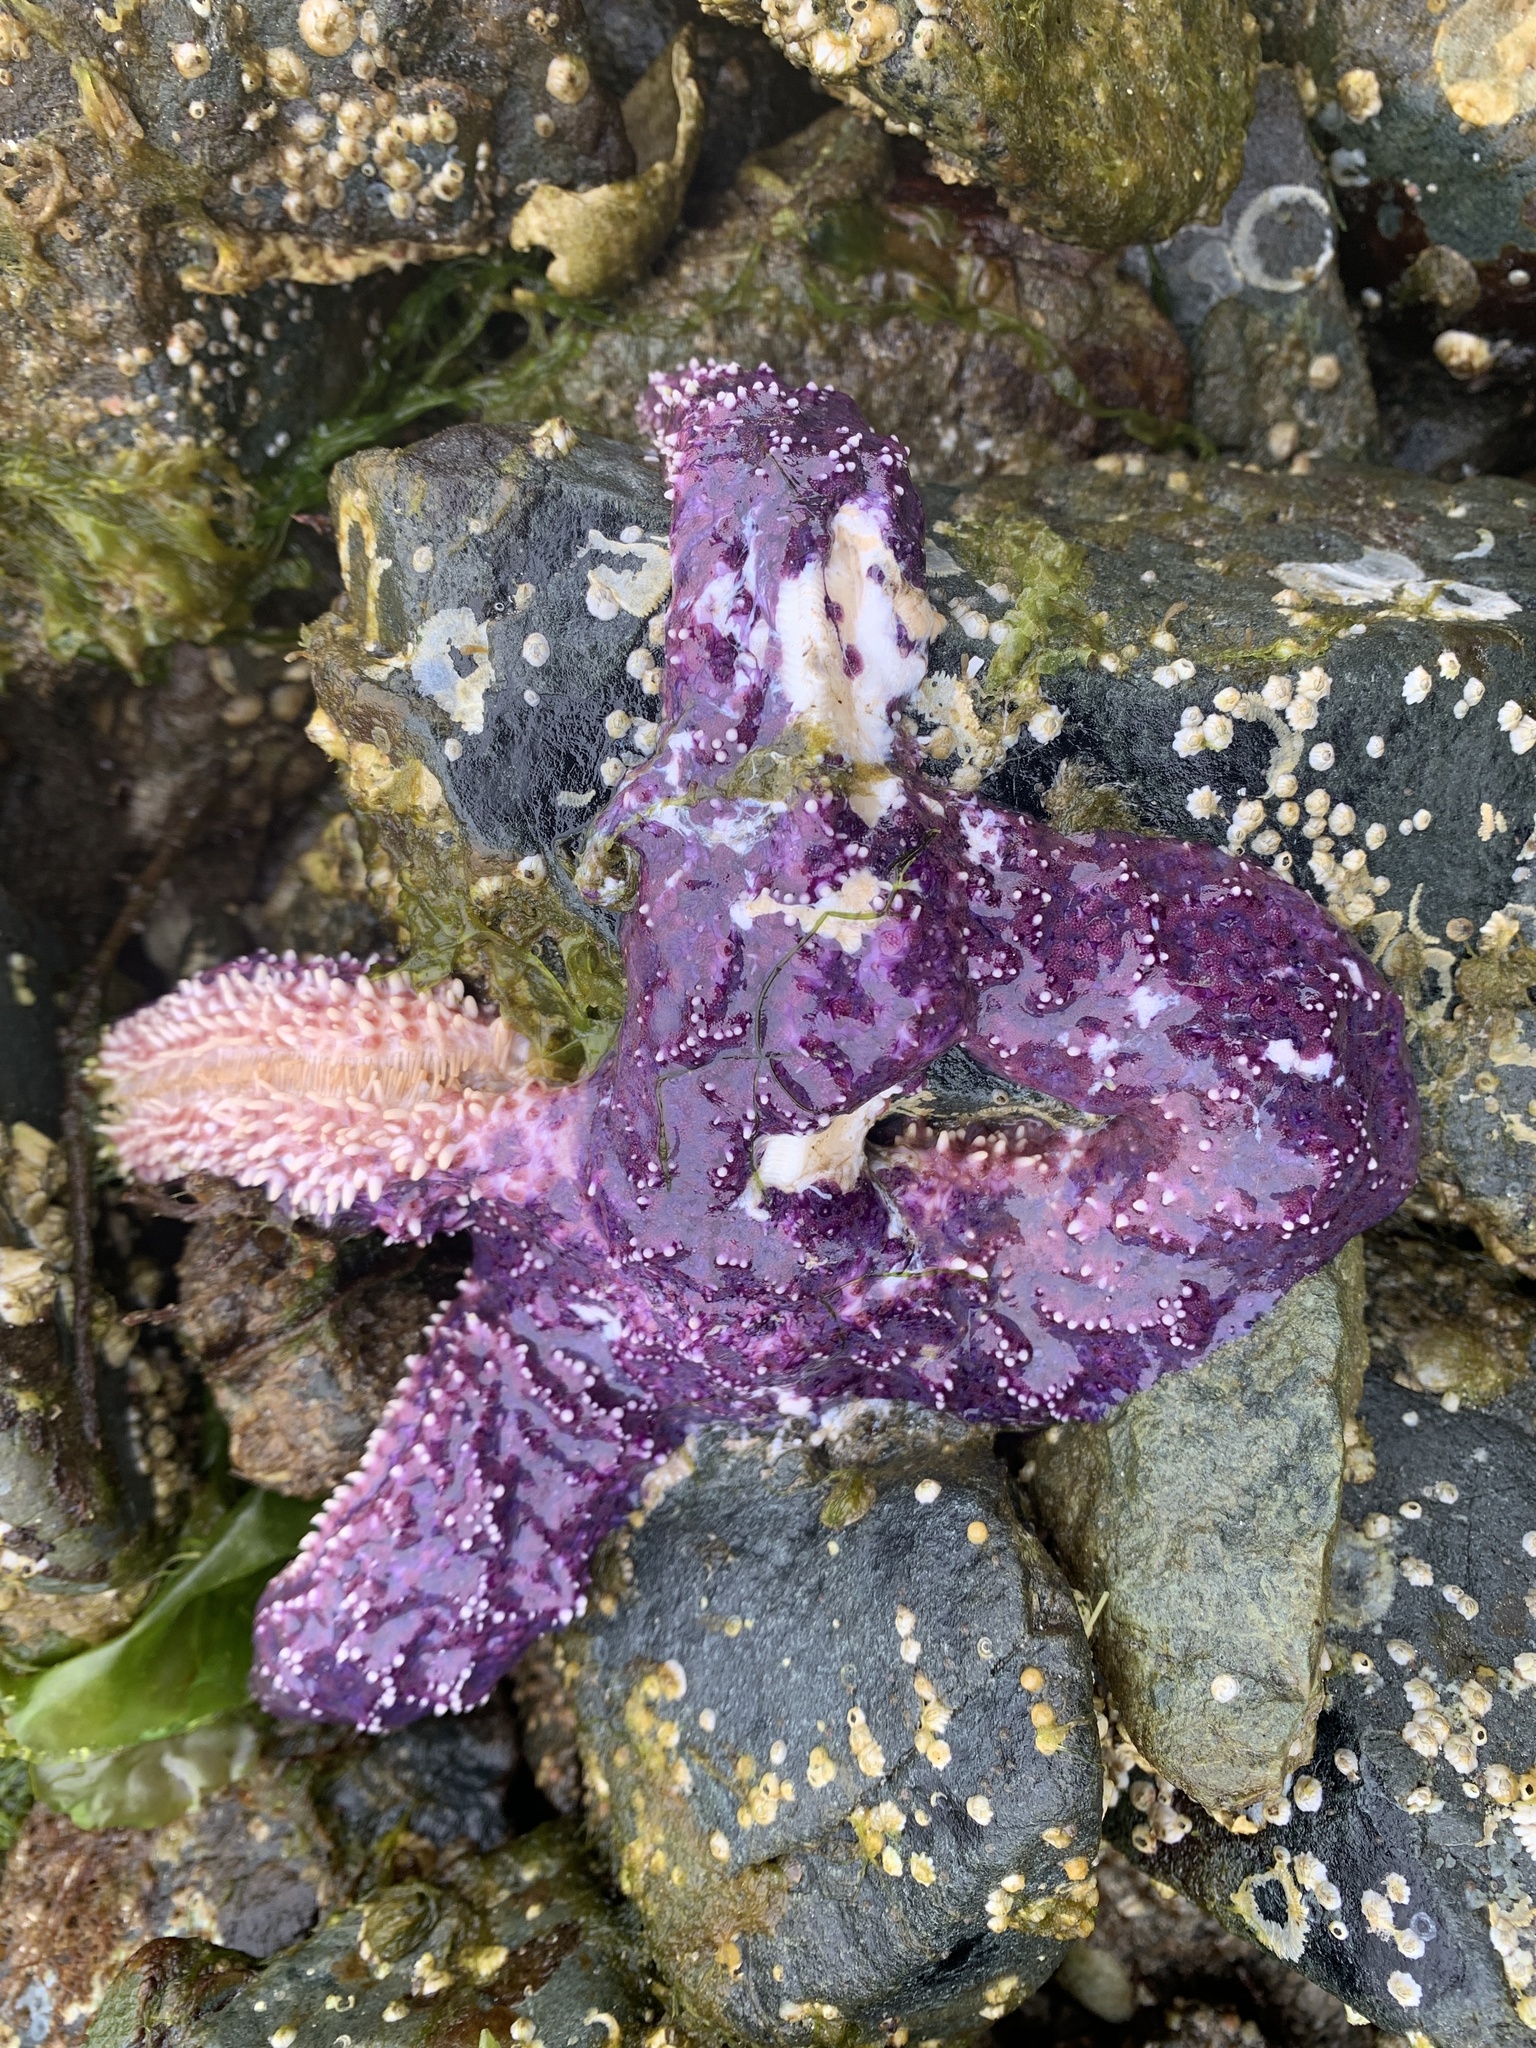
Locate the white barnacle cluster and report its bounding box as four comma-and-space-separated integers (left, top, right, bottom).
225, 6, 476, 231
1174, 661, 1402, 927
1358, 1872, 1433, 2008
159, 284, 317, 455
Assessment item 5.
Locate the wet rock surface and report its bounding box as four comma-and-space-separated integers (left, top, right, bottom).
174, 1179, 461, 1499
557, 1408, 1102, 2046
478, 109, 1192, 479
1366, 1209, 1536, 1411
1104, 1370, 1536, 2045
1261, 0, 1536, 299
1136, 68, 1377, 466
306, 418, 658, 1073
1000, 1844, 1401, 2043
584, 0, 826, 219
1031, 1249, 1369, 1818
83, 1820, 661, 2048
0, 1704, 522, 2048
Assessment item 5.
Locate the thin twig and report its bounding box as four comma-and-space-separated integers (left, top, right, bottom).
57, 789, 212, 1444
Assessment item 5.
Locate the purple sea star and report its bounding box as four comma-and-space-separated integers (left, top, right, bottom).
97, 362, 1419, 1730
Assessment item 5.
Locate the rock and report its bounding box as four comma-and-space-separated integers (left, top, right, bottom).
0, 888, 62, 1134
1031, 1249, 1368, 1818
0, 645, 332, 988
306, 1696, 521, 1874
1102, 1367, 1536, 2046
307, 419, 665, 1078
1037, 1844, 1379, 2043
0, 1705, 522, 2048
508, 1635, 585, 1817
509, 28, 705, 299
252, 798, 389, 963
707, 0, 1257, 249
556, 1406, 1102, 2046
0, 0, 640, 670
3, 0, 628, 292
0, 1748, 340, 2048
1365, 1211, 1536, 1411
0, 1121, 165, 1663
1132, 67, 1377, 465
1363, 313, 1536, 479
174, 1178, 461, 1498
83, 1821, 661, 2048
1261, 0, 1536, 345
584, 0, 827, 218
476, 108, 1192, 481
936, 457, 1536, 947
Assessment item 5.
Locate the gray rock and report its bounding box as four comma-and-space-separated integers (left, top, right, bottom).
1262, 0, 1536, 308
583, 0, 826, 219
83, 1822, 661, 2048
555, 1405, 1102, 2046
1103, 1368, 1536, 2046
1031, 1248, 1368, 1818
1365, 1212, 1536, 1412
0, 888, 61, 1135
0, 1121, 163, 1664
1041, 1843, 1375, 2043
1135, 66, 1377, 465
308, 418, 666, 1076
474, 107, 1192, 483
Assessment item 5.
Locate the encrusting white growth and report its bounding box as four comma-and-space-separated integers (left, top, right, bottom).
95, 955, 582, 1228
754, 1089, 902, 1199
772, 500, 944, 776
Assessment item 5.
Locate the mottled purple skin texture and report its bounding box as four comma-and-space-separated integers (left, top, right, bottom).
233, 363, 1421, 1728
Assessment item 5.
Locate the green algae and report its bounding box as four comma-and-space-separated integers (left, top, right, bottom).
712, 0, 1257, 249
935, 502, 1103, 741
0, 1487, 314, 1830
0, 440, 262, 673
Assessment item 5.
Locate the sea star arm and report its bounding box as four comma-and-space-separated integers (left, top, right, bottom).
252, 1210, 662, 1729
95, 954, 586, 1238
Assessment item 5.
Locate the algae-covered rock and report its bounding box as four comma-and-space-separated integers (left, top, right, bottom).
174, 1179, 459, 1499
306, 418, 669, 1078
1138, 67, 1377, 465
704, 0, 1257, 248
0, 0, 634, 671
477, 108, 1192, 480
83, 1822, 660, 2048
1031, 1249, 1367, 1818
557, 1406, 1102, 2046
1104, 1369, 1536, 2047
